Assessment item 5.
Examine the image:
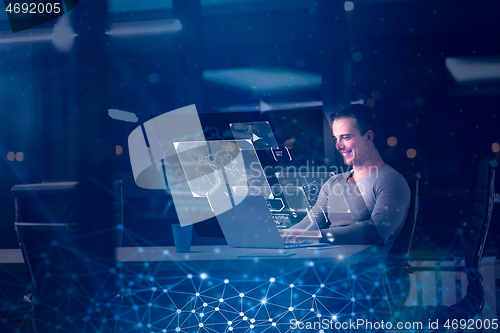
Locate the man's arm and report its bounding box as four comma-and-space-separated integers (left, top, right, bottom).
280, 178, 334, 242
320, 219, 384, 245
320, 171, 410, 245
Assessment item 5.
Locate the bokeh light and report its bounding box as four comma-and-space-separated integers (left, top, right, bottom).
414, 96, 425, 106
355, 93, 366, 103
147, 73, 160, 84
492, 142, 500, 153
7, 152, 15, 161
285, 140, 294, 149
387, 136, 398, 147
116, 145, 123, 155
344, 1, 354, 11
295, 58, 306, 68
15, 152, 24, 161
352, 52, 362, 62
365, 98, 375, 107
406, 148, 417, 158
371, 90, 381, 100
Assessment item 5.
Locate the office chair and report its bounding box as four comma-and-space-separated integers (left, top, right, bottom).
12, 182, 82, 332
391, 157, 497, 328
410, 158, 497, 282
12, 180, 124, 332
346, 172, 421, 324
380, 172, 421, 312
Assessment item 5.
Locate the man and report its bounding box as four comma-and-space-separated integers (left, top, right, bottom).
281, 104, 410, 256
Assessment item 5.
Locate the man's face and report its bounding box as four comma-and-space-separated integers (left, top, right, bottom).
332, 117, 369, 166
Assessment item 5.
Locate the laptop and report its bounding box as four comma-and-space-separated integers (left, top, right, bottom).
212, 195, 326, 249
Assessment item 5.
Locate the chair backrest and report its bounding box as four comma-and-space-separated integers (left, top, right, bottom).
12, 182, 81, 225
388, 172, 420, 260
465, 157, 497, 270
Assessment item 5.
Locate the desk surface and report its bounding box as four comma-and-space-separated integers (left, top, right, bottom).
116, 245, 372, 262
118, 244, 376, 273
1, 244, 374, 270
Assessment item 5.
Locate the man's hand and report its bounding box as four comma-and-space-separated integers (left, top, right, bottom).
279, 229, 322, 244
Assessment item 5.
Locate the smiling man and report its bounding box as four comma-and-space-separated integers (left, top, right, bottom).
281, 104, 410, 257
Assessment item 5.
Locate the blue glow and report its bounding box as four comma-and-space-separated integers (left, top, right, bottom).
203, 67, 321, 92
106, 19, 182, 36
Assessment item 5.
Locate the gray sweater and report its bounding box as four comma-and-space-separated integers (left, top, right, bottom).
296, 164, 410, 251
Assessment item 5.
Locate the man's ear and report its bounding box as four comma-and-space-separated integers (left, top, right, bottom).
366, 130, 374, 144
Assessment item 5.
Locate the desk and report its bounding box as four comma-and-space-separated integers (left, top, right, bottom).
1, 245, 387, 333
116, 244, 373, 269
112, 245, 385, 333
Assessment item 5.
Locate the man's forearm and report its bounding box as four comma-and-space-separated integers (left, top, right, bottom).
320, 219, 384, 245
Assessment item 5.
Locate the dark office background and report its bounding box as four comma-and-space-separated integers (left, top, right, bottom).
0, 0, 499, 255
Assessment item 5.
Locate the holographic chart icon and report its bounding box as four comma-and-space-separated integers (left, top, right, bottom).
173, 139, 270, 198
230, 121, 279, 150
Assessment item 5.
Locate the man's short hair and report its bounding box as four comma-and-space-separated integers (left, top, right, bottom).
330, 104, 379, 145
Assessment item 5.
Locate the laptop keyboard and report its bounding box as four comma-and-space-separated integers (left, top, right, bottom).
283, 242, 326, 249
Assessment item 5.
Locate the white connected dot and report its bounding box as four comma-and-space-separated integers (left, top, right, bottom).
239, 312, 244, 316
175, 328, 180, 332
200, 313, 205, 317
198, 323, 203, 328
239, 293, 244, 298
203, 303, 208, 307
176, 309, 181, 314
261, 299, 266, 304
200, 273, 208, 279
195, 293, 200, 297
187, 274, 193, 279
228, 327, 233, 331
191, 310, 195, 313
289, 284, 294, 288
317, 314, 321, 318
224, 279, 229, 284
227, 321, 232, 325
250, 318, 255, 323
269, 277, 275, 282
288, 307, 293, 311
272, 322, 276, 326
215, 307, 219, 311
310, 308, 315, 312
250, 325, 254, 329
312, 294, 316, 298
243, 316, 248, 321
219, 298, 224, 302
320, 284, 325, 288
